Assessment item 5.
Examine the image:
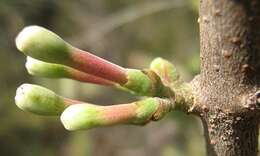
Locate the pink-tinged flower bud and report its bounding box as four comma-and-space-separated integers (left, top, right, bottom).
60, 98, 171, 131
16, 26, 127, 84
26, 57, 115, 86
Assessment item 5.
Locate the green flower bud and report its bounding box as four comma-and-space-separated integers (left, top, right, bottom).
60, 98, 170, 131
60, 104, 103, 131
16, 26, 127, 84
16, 25, 72, 64
150, 57, 180, 83
15, 84, 67, 115
26, 57, 115, 85
26, 57, 70, 78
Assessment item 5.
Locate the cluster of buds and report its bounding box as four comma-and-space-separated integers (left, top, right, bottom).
15, 26, 189, 131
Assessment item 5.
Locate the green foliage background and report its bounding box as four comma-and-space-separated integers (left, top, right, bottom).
2, 0, 253, 156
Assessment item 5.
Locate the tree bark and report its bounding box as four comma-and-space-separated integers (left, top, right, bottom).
194, 0, 260, 155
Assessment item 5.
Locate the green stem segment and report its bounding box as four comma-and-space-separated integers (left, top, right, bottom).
118, 69, 174, 97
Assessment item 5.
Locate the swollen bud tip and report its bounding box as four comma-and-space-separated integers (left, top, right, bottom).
15, 25, 72, 64
15, 83, 67, 115
60, 104, 102, 131
16, 26, 39, 52
26, 57, 69, 78
150, 57, 179, 83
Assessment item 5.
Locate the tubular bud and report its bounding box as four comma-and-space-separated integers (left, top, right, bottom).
26, 57, 115, 86
16, 25, 127, 84
26, 57, 70, 78
15, 84, 72, 115
60, 98, 172, 131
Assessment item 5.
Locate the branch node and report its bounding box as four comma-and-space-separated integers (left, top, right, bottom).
243, 91, 260, 111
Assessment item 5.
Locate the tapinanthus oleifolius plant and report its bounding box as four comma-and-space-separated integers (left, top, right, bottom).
15, 25, 194, 131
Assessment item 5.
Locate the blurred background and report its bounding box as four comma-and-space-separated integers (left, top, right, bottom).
0, 0, 248, 156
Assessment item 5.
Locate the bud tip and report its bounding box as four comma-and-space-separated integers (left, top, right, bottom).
15, 25, 42, 52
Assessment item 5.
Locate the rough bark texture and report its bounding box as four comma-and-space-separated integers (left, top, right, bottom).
193, 0, 260, 155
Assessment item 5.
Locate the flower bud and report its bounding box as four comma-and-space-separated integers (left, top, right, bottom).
150, 57, 180, 83
26, 57, 115, 85
16, 25, 127, 84
16, 26, 72, 64
15, 84, 68, 115
26, 57, 70, 78
60, 98, 162, 131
